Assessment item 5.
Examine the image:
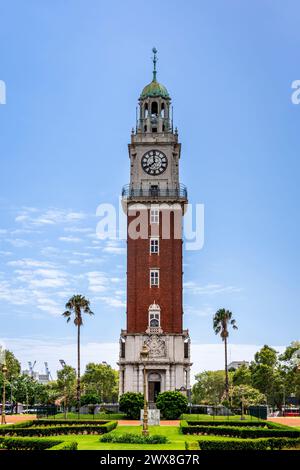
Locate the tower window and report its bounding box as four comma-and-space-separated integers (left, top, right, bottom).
121, 341, 125, 358
144, 103, 148, 118
184, 342, 189, 359
150, 269, 159, 287
161, 102, 165, 118
151, 101, 158, 116
150, 237, 159, 254
150, 207, 159, 224
149, 311, 160, 328
144, 125, 147, 132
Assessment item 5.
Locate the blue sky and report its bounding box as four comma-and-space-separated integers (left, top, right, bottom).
0, 0, 299, 377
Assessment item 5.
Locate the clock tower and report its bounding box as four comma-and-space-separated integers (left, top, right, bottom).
119, 48, 191, 403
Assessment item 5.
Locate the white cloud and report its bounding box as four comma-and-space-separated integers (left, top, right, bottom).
184, 282, 242, 296
7, 259, 55, 268
6, 238, 31, 248
59, 236, 82, 243
98, 296, 125, 308
185, 305, 214, 317
87, 271, 108, 293
15, 208, 87, 227
103, 239, 126, 255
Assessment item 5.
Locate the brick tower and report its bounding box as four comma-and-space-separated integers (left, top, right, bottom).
119, 48, 191, 403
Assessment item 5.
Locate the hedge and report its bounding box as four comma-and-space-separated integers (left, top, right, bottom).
180, 421, 300, 439
0, 436, 78, 451
185, 441, 200, 450
0, 421, 117, 437
183, 420, 270, 428
100, 432, 168, 444
34, 419, 109, 426
198, 437, 300, 451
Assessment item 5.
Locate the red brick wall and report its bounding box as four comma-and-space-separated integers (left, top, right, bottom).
126, 207, 183, 334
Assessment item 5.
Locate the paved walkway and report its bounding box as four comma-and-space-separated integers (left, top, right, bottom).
118, 420, 180, 426
268, 417, 300, 427
4, 414, 37, 425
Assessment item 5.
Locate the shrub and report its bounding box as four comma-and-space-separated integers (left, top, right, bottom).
198, 437, 300, 451
0, 421, 117, 437
156, 391, 188, 419
100, 432, 168, 444
180, 421, 300, 439
185, 441, 200, 450
119, 392, 144, 419
183, 419, 268, 427
0, 436, 77, 451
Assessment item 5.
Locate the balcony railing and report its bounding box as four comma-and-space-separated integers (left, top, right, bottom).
122, 184, 188, 200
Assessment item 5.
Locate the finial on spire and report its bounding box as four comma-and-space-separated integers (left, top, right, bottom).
152, 47, 158, 81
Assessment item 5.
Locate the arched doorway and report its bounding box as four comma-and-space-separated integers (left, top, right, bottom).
148, 372, 161, 403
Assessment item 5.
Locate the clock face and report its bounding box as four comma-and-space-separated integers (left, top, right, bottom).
141, 150, 168, 175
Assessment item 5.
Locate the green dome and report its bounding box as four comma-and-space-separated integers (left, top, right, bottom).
140, 80, 170, 100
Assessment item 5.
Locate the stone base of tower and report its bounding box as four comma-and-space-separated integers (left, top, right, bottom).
118, 330, 192, 402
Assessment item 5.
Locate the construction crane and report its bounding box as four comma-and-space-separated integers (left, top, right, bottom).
44, 362, 52, 381
28, 361, 36, 378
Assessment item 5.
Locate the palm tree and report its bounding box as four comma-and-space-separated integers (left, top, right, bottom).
213, 308, 238, 399
62, 295, 94, 412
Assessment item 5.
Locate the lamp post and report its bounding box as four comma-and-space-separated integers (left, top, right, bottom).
1, 361, 7, 425
140, 344, 149, 436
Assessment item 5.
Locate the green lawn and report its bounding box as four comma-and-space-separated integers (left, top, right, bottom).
46, 425, 228, 450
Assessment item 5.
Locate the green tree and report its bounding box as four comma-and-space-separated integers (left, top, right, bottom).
82, 362, 119, 403
229, 384, 266, 409
62, 295, 94, 411
232, 364, 252, 386
119, 392, 144, 419
278, 341, 300, 405
250, 345, 282, 406
192, 370, 233, 404
56, 365, 76, 414
213, 308, 238, 398
156, 391, 188, 419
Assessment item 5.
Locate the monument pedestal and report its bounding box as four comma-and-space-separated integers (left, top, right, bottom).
140, 408, 160, 425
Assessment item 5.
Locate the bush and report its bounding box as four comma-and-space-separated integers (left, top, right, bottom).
182, 419, 268, 427
100, 432, 168, 444
0, 421, 117, 437
198, 437, 300, 451
185, 441, 200, 450
0, 436, 77, 451
156, 391, 188, 419
119, 392, 144, 419
180, 421, 300, 438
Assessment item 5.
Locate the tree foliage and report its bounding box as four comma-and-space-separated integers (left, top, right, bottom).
156, 391, 188, 419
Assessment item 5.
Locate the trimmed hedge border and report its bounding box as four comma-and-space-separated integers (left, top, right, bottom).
100, 432, 168, 444
0, 436, 78, 451
197, 437, 300, 451
0, 420, 117, 437
185, 441, 200, 450
180, 420, 300, 439
182, 419, 268, 428
35, 419, 109, 426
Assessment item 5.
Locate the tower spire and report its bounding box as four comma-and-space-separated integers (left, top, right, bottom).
152, 47, 157, 82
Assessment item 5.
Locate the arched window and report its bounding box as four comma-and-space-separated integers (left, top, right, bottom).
144, 103, 148, 118
148, 302, 161, 329
161, 102, 165, 118
151, 101, 158, 116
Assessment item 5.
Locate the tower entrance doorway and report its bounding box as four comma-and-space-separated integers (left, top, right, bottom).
148, 372, 161, 403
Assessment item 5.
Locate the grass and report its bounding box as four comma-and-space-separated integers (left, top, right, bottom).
45, 425, 232, 450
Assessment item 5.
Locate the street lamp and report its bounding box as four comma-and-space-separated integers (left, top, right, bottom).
1, 362, 8, 425
140, 344, 149, 436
